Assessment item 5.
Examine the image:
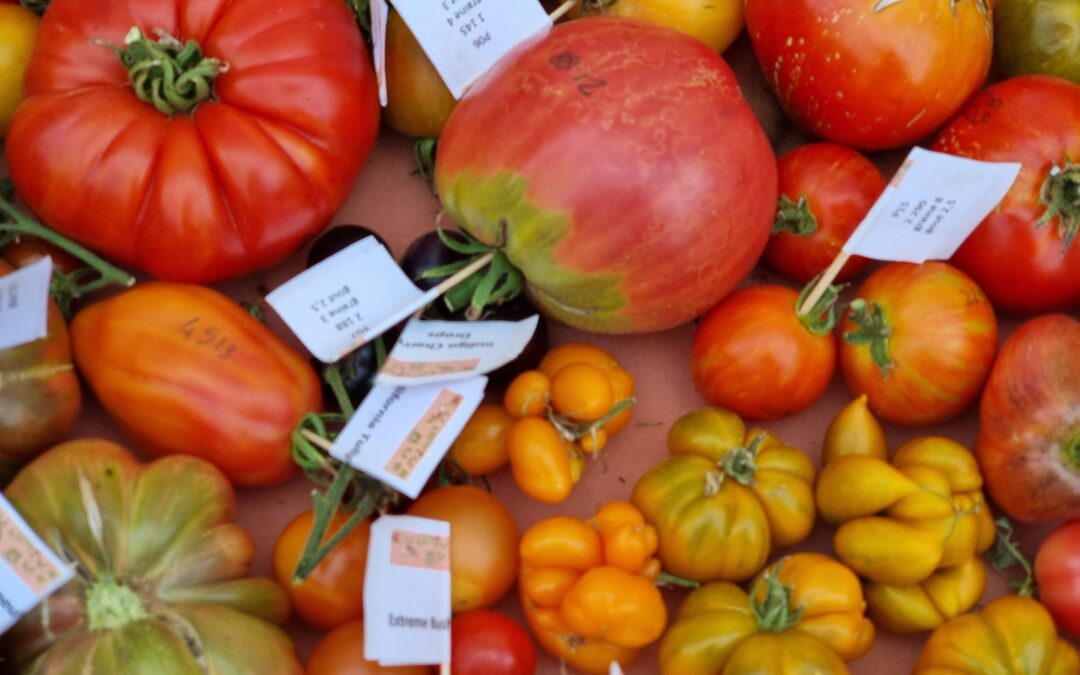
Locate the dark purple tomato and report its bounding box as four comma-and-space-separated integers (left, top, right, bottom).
306, 225, 390, 269
399, 230, 470, 290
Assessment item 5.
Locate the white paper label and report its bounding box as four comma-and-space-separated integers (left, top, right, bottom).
330, 377, 487, 498
377, 315, 538, 386
390, 0, 551, 98
842, 147, 1021, 263
371, 0, 389, 106
610, 663, 626, 675
266, 238, 435, 363
364, 515, 451, 666
0, 494, 74, 635
0, 256, 52, 352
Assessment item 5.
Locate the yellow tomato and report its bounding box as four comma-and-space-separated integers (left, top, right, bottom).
0, 4, 39, 138
384, 10, 456, 137
572, 0, 744, 53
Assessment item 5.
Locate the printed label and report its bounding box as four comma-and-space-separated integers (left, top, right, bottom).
384, 389, 465, 480
381, 358, 481, 378
390, 0, 552, 98
0, 256, 52, 352
390, 530, 451, 571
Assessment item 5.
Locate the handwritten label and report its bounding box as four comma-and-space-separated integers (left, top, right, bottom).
266, 237, 435, 363
0, 256, 51, 352
0, 495, 73, 635
329, 377, 486, 498
390, 0, 551, 98
364, 515, 451, 666
842, 147, 1021, 263
376, 315, 538, 386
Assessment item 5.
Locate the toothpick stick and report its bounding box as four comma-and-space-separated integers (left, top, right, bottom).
797, 251, 850, 316
440, 663, 450, 675
430, 251, 495, 296
548, 0, 578, 21
301, 428, 335, 452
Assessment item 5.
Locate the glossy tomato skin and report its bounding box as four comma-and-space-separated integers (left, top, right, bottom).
70, 283, 323, 486
765, 143, 883, 283
6, 0, 379, 283
451, 610, 537, 675
1036, 520, 1080, 638
406, 486, 519, 613
306, 621, 432, 675
838, 262, 998, 426
745, 0, 992, 150
436, 18, 777, 333
384, 10, 455, 138
976, 314, 1080, 521
272, 510, 371, 630
571, 0, 745, 53
690, 285, 836, 420
932, 75, 1080, 313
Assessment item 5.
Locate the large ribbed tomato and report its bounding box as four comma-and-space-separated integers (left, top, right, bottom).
436, 17, 776, 333
5, 0, 378, 283
745, 0, 992, 150
932, 75, 1080, 314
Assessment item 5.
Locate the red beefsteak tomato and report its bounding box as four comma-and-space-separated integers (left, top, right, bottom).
976, 314, 1080, 521
744, 0, 992, 150
435, 18, 777, 333
690, 284, 836, 420
932, 75, 1080, 314
765, 143, 883, 283
1036, 520, 1080, 638
838, 262, 998, 426
5, 0, 378, 283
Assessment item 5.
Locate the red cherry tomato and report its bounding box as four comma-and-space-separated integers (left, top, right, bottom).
765, 143, 884, 283
451, 610, 537, 675
1035, 520, 1080, 638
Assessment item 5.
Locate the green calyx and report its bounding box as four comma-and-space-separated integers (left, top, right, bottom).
86, 576, 149, 631
718, 433, 764, 487
749, 563, 804, 633
1064, 431, 1080, 472
772, 195, 818, 236
423, 228, 525, 320
1037, 161, 1080, 252
843, 298, 894, 379
795, 276, 842, 336
986, 518, 1037, 598
106, 27, 226, 115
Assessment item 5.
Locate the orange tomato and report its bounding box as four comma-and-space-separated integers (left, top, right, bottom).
407, 486, 519, 612
446, 403, 513, 475
550, 362, 615, 422
306, 621, 432, 675
507, 417, 579, 503
384, 10, 456, 138
502, 369, 550, 418
272, 510, 371, 630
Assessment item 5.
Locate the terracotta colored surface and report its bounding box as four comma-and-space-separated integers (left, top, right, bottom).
3, 32, 1072, 675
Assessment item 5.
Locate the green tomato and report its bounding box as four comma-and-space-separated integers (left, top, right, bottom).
995, 0, 1080, 83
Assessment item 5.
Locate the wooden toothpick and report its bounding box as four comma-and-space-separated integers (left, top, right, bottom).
797, 251, 850, 316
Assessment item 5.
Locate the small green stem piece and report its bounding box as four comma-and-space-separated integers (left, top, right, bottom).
749, 562, 804, 633
105, 27, 226, 115
86, 576, 148, 631
986, 518, 1037, 598
719, 433, 763, 486
1037, 161, 1080, 252
1065, 432, 1080, 472
795, 276, 843, 336
772, 195, 818, 236
0, 189, 135, 316
842, 298, 894, 379
655, 571, 701, 589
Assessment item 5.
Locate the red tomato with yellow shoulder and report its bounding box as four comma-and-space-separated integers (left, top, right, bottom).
765, 143, 883, 283
6, 0, 378, 283
745, 0, 992, 150
932, 75, 1080, 313
451, 610, 537, 675
272, 510, 371, 630
691, 284, 836, 421
70, 282, 323, 486
406, 486, 519, 613
838, 262, 998, 426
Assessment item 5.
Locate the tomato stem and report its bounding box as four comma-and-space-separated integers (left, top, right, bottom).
719, 433, 763, 486
842, 298, 894, 379
0, 188, 136, 316
85, 576, 149, 631
1065, 432, 1080, 472
795, 276, 843, 335
655, 571, 700, 589
101, 27, 226, 116
772, 195, 818, 236
1037, 161, 1080, 251
749, 561, 804, 632
986, 517, 1038, 598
